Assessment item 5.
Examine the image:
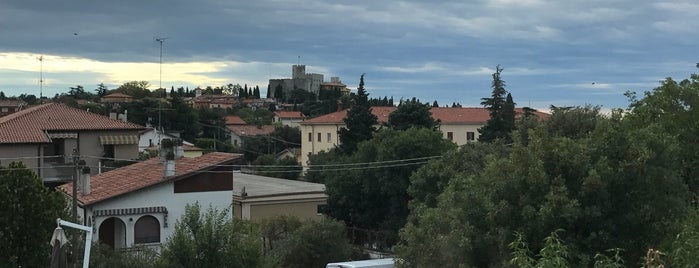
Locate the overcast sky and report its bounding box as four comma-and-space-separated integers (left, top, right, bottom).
1, 0, 698, 111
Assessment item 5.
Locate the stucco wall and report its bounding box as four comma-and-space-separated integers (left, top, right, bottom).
0, 143, 41, 175
300, 124, 340, 166
78, 130, 140, 173
245, 200, 326, 221
437, 123, 482, 146
86, 181, 233, 248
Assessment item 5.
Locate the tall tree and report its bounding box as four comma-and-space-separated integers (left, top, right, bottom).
478, 65, 513, 142
95, 83, 108, 98
338, 74, 377, 154
0, 162, 67, 267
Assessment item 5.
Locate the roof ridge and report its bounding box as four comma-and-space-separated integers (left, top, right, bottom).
0, 102, 51, 124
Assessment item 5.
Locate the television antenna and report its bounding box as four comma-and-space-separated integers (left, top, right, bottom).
155, 37, 170, 144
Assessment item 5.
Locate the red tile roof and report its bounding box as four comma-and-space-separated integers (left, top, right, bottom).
59, 152, 242, 205
274, 111, 305, 119
226, 125, 275, 136
0, 103, 144, 144
430, 107, 490, 124
224, 115, 246, 125
301, 106, 550, 125
301, 106, 396, 125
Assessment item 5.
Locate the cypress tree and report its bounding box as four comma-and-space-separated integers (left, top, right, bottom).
338, 74, 377, 154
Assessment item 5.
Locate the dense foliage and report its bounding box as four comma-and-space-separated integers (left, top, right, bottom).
0, 162, 68, 267
396, 75, 699, 266
387, 98, 438, 131
310, 127, 456, 248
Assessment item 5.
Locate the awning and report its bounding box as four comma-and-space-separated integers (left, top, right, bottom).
99, 135, 139, 145
93, 206, 168, 217
47, 132, 78, 139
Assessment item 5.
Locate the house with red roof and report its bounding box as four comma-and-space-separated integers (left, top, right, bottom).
58, 146, 326, 250
226, 125, 275, 147
224, 115, 246, 126
0, 103, 144, 183
273, 110, 306, 128
0, 100, 26, 117
59, 150, 244, 249
299, 106, 549, 166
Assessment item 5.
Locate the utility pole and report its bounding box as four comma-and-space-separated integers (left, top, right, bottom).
71, 148, 79, 223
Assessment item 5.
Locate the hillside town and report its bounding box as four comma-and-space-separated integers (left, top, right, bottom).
4, 59, 699, 267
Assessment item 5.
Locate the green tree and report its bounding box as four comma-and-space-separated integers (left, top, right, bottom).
0, 162, 67, 267
387, 98, 437, 131
338, 74, 377, 154
114, 81, 152, 99
625, 75, 699, 200
478, 65, 514, 142
273, 217, 353, 268
160, 203, 269, 268
251, 154, 301, 180
95, 83, 108, 98
323, 127, 456, 248
398, 107, 689, 266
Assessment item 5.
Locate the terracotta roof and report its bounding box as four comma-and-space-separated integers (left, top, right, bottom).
226, 125, 275, 136
224, 115, 246, 125
59, 152, 242, 205
301, 106, 396, 125
102, 93, 132, 98
274, 111, 305, 119
301, 106, 550, 125
0, 103, 144, 144
430, 107, 490, 124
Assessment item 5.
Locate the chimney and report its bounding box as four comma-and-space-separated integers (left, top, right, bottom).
161, 138, 176, 178
164, 151, 175, 178
173, 138, 184, 159
80, 167, 91, 195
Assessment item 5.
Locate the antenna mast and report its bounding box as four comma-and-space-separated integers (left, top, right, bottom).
155, 37, 170, 142
37, 56, 43, 100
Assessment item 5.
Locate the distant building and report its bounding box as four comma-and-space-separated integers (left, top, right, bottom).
273, 111, 306, 128
0, 100, 26, 117
299, 107, 550, 167
226, 125, 275, 147
100, 93, 133, 104
232, 173, 326, 221
268, 65, 326, 99
320, 77, 350, 96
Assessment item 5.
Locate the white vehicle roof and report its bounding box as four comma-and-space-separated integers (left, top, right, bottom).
326, 258, 394, 268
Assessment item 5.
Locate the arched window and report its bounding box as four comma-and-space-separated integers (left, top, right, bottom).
134, 215, 160, 244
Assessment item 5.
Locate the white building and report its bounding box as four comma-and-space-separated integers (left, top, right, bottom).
60, 150, 244, 250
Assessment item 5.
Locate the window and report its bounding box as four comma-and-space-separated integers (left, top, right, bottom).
134, 215, 160, 244
103, 144, 115, 159
327, 133, 331, 142
1, 108, 7, 112
317, 133, 321, 142
467, 132, 475, 141
317, 204, 328, 215
308, 133, 312, 142
447, 132, 453, 140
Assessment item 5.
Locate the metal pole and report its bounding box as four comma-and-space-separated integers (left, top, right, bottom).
72, 148, 78, 223
57, 218, 92, 268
